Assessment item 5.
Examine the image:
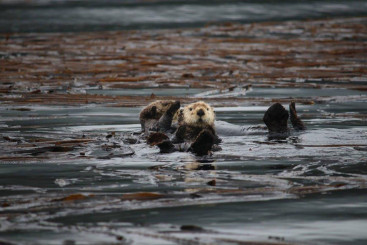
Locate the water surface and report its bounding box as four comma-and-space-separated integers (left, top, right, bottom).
1, 87, 367, 244
1, 0, 367, 33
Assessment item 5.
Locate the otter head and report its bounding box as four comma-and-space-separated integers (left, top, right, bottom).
181, 101, 215, 127
154, 100, 179, 117
141, 100, 177, 120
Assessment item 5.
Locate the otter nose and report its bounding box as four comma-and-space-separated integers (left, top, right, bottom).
197, 109, 205, 117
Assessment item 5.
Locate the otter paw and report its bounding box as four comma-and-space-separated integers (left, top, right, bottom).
156, 100, 181, 132
289, 101, 306, 130
189, 129, 215, 156
167, 100, 181, 115
156, 140, 176, 153
144, 105, 157, 118
146, 132, 169, 146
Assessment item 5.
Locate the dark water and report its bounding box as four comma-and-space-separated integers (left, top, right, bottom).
1, 1, 367, 244
1, 87, 367, 244
1, 0, 367, 33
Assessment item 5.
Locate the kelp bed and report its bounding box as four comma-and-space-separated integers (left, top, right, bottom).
0, 17, 367, 245
1, 17, 367, 106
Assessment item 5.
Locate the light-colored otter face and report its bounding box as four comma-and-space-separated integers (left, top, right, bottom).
181, 101, 215, 127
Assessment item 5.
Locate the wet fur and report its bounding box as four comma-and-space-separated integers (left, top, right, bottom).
139, 100, 179, 133
262, 102, 306, 141
173, 101, 220, 147
180, 101, 215, 128
144, 101, 220, 156
141, 100, 305, 155
173, 101, 215, 141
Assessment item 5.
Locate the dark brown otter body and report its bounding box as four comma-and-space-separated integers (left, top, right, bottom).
173, 125, 218, 144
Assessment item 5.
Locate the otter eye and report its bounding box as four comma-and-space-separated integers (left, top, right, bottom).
189, 108, 192, 111
206, 108, 209, 111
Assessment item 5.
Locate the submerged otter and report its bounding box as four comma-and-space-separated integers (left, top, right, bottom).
140, 100, 305, 155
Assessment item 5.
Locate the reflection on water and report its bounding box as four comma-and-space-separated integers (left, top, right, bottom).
1, 0, 367, 32
0, 87, 367, 244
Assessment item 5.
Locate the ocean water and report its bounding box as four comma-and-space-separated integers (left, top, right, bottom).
1, 1, 367, 244
1, 87, 367, 244
1, 0, 367, 33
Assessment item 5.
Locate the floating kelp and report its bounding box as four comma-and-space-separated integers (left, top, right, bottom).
0, 16, 367, 245
1, 17, 367, 107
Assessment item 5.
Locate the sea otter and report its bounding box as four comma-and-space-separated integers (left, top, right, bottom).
173, 101, 219, 143
145, 101, 220, 156
139, 100, 180, 134
172, 101, 221, 155
141, 100, 305, 155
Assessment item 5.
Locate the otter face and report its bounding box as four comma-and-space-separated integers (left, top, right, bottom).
182, 101, 215, 127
